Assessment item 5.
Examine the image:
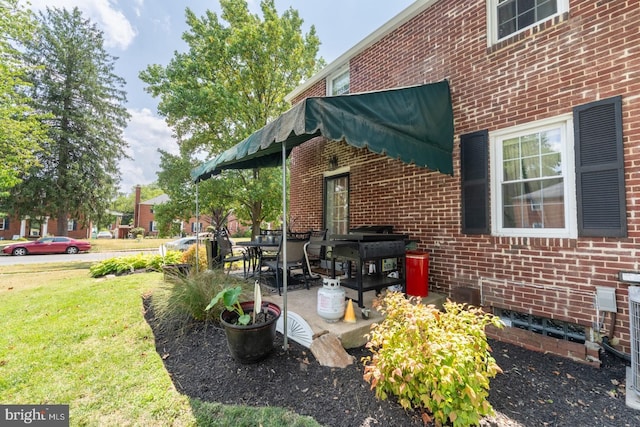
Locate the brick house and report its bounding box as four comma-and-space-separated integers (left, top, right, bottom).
277, 0, 640, 363
130, 186, 246, 237
0, 215, 90, 240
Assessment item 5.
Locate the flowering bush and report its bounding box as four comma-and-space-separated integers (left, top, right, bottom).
181, 244, 208, 272
363, 292, 503, 426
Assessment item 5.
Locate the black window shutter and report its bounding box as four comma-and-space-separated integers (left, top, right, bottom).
574, 96, 626, 237
73, 220, 77, 231
461, 130, 489, 234
4, 217, 8, 228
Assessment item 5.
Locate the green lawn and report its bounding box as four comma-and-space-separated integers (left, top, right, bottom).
0, 264, 320, 426
0, 268, 194, 425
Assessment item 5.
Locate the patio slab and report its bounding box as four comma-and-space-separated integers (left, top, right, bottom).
264, 284, 447, 349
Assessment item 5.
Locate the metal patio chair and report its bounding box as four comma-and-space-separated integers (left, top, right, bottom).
262, 238, 309, 295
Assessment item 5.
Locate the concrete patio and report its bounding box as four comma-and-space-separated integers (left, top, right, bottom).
263, 280, 447, 349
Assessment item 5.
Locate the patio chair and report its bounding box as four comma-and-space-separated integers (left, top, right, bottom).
262, 238, 309, 295
306, 229, 327, 266
215, 232, 247, 275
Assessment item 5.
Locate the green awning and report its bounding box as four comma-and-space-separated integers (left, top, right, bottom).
191, 80, 453, 182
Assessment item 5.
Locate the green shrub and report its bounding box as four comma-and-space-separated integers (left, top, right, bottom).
89, 251, 183, 278
130, 227, 146, 237
362, 292, 504, 427
148, 251, 182, 270
151, 270, 250, 328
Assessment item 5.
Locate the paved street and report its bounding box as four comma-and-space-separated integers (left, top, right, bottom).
0, 250, 157, 266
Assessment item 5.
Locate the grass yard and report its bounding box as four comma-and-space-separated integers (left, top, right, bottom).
88, 237, 175, 253
0, 263, 320, 427
0, 266, 194, 426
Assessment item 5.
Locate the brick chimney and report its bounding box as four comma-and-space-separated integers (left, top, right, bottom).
133, 185, 141, 228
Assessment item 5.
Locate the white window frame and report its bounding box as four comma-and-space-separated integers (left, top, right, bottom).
67, 219, 74, 231
151, 221, 158, 232
486, 0, 569, 46
490, 114, 577, 238
327, 64, 350, 96
0, 218, 5, 230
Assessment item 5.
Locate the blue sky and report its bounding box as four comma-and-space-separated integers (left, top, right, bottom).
26, 0, 415, 193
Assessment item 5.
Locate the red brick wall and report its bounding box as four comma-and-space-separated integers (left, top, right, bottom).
0, 216, 90, 240
289, 0, 640, 358
137, 205, 156, 235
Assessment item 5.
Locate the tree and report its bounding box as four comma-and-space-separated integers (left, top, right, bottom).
155, 150, 238, 237
8, 7, 130, 235
140, 0, 323, 236
0, 0, 49, 200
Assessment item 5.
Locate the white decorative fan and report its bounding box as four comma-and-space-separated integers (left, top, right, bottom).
276, 311, 314, 348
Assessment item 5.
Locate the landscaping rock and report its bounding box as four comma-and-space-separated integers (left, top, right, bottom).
310, 333, 354, 368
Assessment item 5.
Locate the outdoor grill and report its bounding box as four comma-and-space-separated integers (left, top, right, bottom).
324, 232, 408, 308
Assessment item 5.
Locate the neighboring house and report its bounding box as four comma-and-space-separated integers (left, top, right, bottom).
282, 0, 640, 362
134, 192, 171, 237
130, 185, 246, 237
0, 215, 90, 240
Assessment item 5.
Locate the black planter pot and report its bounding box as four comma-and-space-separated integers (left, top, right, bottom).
220, 301, 281, 364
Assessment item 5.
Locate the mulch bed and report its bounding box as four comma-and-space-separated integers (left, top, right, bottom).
144, 297, 640, 426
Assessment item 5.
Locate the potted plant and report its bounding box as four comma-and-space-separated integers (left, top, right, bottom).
206, 284, 281, 363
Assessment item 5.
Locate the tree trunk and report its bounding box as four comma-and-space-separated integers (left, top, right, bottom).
250, 201, 263, 239
56, 208, 68, 236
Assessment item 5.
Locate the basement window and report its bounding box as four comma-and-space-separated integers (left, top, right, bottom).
495, 308, 585, 343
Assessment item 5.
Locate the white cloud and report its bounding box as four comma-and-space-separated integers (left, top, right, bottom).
26, 0, 137, 50
133, 0, 144, 18
119, 108, 177, 191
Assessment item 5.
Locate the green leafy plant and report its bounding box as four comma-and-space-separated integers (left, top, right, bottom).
89, 251, 182, 277
206, 286, 250, 325
362, 292, 504, 427
151, 270, 246, 327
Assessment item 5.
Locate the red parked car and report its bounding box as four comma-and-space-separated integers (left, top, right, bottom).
1, 236, 91, 256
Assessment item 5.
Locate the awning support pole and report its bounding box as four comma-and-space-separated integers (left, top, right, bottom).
282, 141, 288, 351
195, 182, 200, 273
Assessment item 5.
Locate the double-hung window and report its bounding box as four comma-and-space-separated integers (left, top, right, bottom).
487, 0, 569, 45
491, 116, 576, 237
0, 217, 5, 230
461, 96, 625, 238
327, 65, 349, 96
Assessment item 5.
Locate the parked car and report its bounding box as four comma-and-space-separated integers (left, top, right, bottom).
164, 237, 198, 252
96, 231, 113, 239
1, 236, 91, 256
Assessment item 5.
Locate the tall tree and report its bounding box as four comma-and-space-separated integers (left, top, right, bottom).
0, 0, 49, 201
155, 150, 236, 237
140, 0, 323, 236
9, 7, 130, 235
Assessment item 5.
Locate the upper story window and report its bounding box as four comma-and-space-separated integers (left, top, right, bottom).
490, 115, 576, 238
487, 0, 568, 45
327, 66, 349, 96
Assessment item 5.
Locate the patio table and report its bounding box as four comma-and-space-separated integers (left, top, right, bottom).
238, 239, 280, 277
